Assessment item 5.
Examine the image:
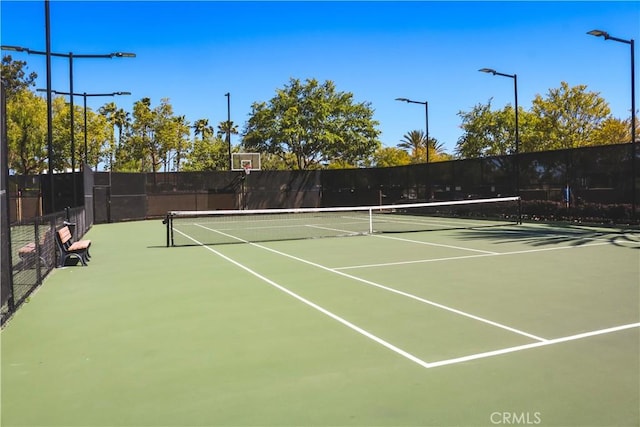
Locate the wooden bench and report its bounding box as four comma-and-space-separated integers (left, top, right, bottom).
17, 231, 52, 270
55, 225, 91, 267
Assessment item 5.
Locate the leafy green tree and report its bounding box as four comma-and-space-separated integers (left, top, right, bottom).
182, 135, 228, 171
259, 152, 292, 170
121, 97, 153, 171
529, 82, 611, 150
84, 109, 111, 170
6, 89, 47, 174
154, 99, 182, 172
125, 97, 179, 172
1, 55, 37, 97
455, 99, 531, 158
371, 146, 411, 167
242, 78, 381, 170
170, 115, 192, 171
50, 96, 75, 171
99, 102, 118, 170
589, 117, 631, 146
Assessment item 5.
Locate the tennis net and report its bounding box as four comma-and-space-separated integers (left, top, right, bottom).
165, 196, 520, 247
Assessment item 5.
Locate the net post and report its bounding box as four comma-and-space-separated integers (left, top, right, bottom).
164, 213, 169, 247
368, 208, 373, 234
517, 197, 522, 225
170, 214, 174, 246
164, 212, 173, 247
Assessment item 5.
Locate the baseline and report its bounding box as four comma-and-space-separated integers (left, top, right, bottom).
426, 322, 640, 368
179, 226, 638, 371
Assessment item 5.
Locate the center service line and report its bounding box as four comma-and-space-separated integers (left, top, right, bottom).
244, 239, 547, 342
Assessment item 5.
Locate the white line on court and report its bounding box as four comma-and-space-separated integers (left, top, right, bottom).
335, 239, 611, 270
251, 242, 549, 342
174, 227, 433, 369
426, 322, 640, 368
194, 224, 547, 343
374, 234, 499, 254
179, 226, 639, 370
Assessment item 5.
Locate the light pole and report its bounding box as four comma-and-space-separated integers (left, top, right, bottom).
37, 89, 131, 166
225, 92, 232, 170
395, 98, 429, 163
588, 29, 636, 222
479, 68, 519, 180
480, 68, 520, 221
1, 44, 134, 210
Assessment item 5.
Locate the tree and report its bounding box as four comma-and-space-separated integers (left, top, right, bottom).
84, 109, 111, 170
217, 119, 238, 140
193, 118, 213, 142
455, 99, 531, 158
371, 146, 411, 167
170, 115, 191, 171
1, 55, 37, 97
242, 78, 381, 170
50, 95, 75, 172
6, 89, 47, 174
112, 108, 131, 171
398, 130, 426, 162
182, 136, 228, 171
396, 130, 449, 163
528, 82, 611, 151
589, 117, 631, 146
99, 102, 118, 170
126, 97, 178, 173
154, 99, 182, 172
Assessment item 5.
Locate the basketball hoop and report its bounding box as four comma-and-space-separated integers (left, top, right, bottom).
232, 153, 261, 172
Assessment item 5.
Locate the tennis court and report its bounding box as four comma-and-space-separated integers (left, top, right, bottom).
2, 210, 639, 426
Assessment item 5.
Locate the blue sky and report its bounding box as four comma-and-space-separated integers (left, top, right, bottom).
1, 1, 639, 156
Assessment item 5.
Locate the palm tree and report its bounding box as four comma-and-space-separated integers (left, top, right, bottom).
193, 118, 213, 141
398, 129, 450, 162
398, 130, 427, 162
217, 120, 238, 139
98, 102, 117, 170
113, 108, 130, 170
172, 115, 191, 171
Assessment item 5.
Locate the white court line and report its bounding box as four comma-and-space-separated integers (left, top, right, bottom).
426, 322, 640, 368
195, 224, 547, 343
175, 227, 432, 369
180, 226, 639, 370
335, 240, 611, 270
375, 234, 498, 254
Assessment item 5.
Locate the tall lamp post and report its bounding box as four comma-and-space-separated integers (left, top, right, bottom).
37, 89, 131, 166
478, 68, 520, 194
1, 45, 134, 211
588, 29, 636, 222
225, 92, 232, 170
395, 98, 429, 163
479, 68, 520, 222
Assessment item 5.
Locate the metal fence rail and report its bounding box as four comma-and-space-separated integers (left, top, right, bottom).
1, 206, 88, 326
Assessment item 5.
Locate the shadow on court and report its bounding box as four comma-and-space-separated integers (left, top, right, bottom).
458, 223, 640, 249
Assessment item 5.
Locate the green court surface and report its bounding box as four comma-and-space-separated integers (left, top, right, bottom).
2, 219, 639, 426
